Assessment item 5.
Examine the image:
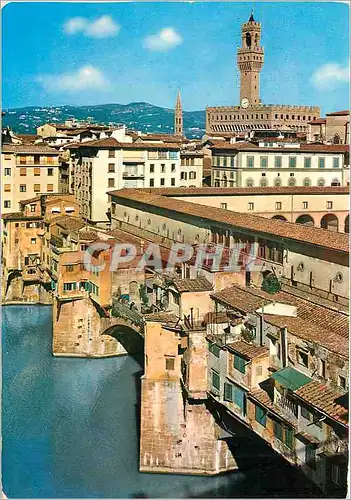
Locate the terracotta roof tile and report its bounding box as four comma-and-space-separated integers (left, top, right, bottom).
142, 186, 349, 197
226, 340, 268, 359
294, 380, 348, 426
2, 144, 59, 154
2, 212, 42, 221
144, 312, 179, 323
108, 189, 349, 253
326, 110, 350, 117
308, 118, 326, 125
77, 138, 180, 150
210, 142, 349, 154
54, 216, 85, 231
171, 277, 213, 293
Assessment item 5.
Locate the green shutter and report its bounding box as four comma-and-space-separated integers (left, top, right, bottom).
212, 371, 220, 390
233, 385, 246, 415
224, 382, 233, 402
255, 405, 267, 426
274, 421, 283, 441
285, 426, 293, 449
234, 354, 246, 374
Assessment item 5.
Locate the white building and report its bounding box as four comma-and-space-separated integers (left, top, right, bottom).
68, 136, 181, 224
210, 141, 349, 188
179, 150, 204, 187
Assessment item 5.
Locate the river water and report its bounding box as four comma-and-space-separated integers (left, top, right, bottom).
2, 305, 319, 498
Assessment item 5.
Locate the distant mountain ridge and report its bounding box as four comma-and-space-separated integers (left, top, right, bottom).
2, 102, 206, 138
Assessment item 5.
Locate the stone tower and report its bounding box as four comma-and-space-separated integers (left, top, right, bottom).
237, 12, 264, 107
174, 89, 183, 136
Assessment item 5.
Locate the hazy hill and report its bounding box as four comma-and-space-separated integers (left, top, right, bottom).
3, 102, 206, 138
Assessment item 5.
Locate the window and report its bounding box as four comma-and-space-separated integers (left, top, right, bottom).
221, 203, 228, 210
30, 238, 36, 245
161, 164, 166, 173
289, 157, 296, 168
108, 178, 115, 188
19, 156, 27, 165
63, 282, 77, 292
233, 354, 246, 374
170, 178, 175, 186
304, 157, 311, 168
248, 202, 254, 211
150, 164, 155, 173
108, 150, 115, 158
338, 375, 346, 389
47, 168, 53, 176
260, 177, 268, 187
230, 156, 235, 167
209, 342, 220, 358
4, 168, 11, 176
66, 265, 74, 272
303, 178, 311, 186
34, 155, 40, 164
318, 157, 325, 169
160, 178, 165, 186
285, 426, 293, 449
331, 178, 341, 186
306, 445, 316, 469
317, 178, 325, 187
211, 370, 220, 390
255, 405, 267, 426
224, 382, 233, 402
233, 385, 246, 414
4, 184, 11, 192
318, 359, 326, 379
20, 185, 26, 192
275, 202, 282, 210
273, 421, 283, 441
327, 201, 333, 209
302, 201, 308, 209
30, 204, 36, 212
20, 167, 27, 176
108, 163, 115, 173
149, 179, 154, 187
333, 157, 340, 169
4, 201, 11, 208
47, 184, 54, 192
34, 167, 41, 176
274, 156, 282, 168
260, 156, 268, 168
171, 164, 176, 172
247, 156, 254, 168
288, 177, 296, 187
165, 357, 175, 371
189, 172, 196, 179
169, 151, 178, 159
246, 178, 254, 187
180, 172, 187, 180
34, 184, 40, 192
297, 349, 308, 367
301, 406, 310, 420
274, 177, 282, 187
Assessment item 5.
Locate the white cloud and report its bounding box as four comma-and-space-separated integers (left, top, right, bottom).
143, 27, 182, 51
310, 62, 349, 89
36, 65, 109, 93
63, 15, 119, 38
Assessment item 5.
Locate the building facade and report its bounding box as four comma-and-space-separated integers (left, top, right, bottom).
206, 14, 320, 135
2, 144, 60, 214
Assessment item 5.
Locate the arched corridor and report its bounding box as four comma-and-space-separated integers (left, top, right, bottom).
272, 215, 287, 222
320, 214, 339, 232
295, 214, 314, 226
345, 215, 349, 233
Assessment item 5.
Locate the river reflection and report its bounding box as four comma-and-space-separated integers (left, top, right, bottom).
2, 305, 319, 498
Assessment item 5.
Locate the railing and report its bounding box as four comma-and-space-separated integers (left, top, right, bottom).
111, 298, 144, 328
275, 392, 298, 419
122, 172, 145, 178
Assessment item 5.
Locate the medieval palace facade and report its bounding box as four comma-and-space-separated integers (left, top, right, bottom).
206, 14, 320, 135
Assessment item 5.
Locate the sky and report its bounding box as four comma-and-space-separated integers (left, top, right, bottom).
2, 1, 350, 114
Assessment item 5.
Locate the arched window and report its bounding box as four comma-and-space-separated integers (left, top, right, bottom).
246, 178, 254, 187
333, 134, 341, 144
303, 178, 311, 187
274, 177, 282, 187
260, 177, 268, 187
331, 178, 341, 186
288, 177, 296, 187
317, 178, 325, 187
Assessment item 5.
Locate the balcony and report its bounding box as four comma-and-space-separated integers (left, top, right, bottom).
275, 392, 298, 423
122, 172, 145, 179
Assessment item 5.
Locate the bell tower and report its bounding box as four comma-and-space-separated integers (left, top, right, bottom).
237, 12, 264, 107
174, 89, 183, 136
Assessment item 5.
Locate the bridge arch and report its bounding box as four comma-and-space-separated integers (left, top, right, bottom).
295, 214, 315, 226
321, 213, 339, 232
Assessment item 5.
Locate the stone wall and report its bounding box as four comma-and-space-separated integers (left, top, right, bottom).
139, 378, 237, 474
3, 275, 52, 304
52, 296, 126, 357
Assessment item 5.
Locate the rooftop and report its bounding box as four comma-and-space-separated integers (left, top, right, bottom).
2, 212, 42, 221
210, 141, 349, 154
294, 380, 348, 427
226, 340, 268, 359
74, 137, 180, 150
171, 277, 213, 293
248, 388, 297, 425
108, 189, 349, 253
2, 144, 59, 154
326, 110, 350, 117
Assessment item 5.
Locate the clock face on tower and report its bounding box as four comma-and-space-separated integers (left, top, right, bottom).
241, 98, 249, 108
